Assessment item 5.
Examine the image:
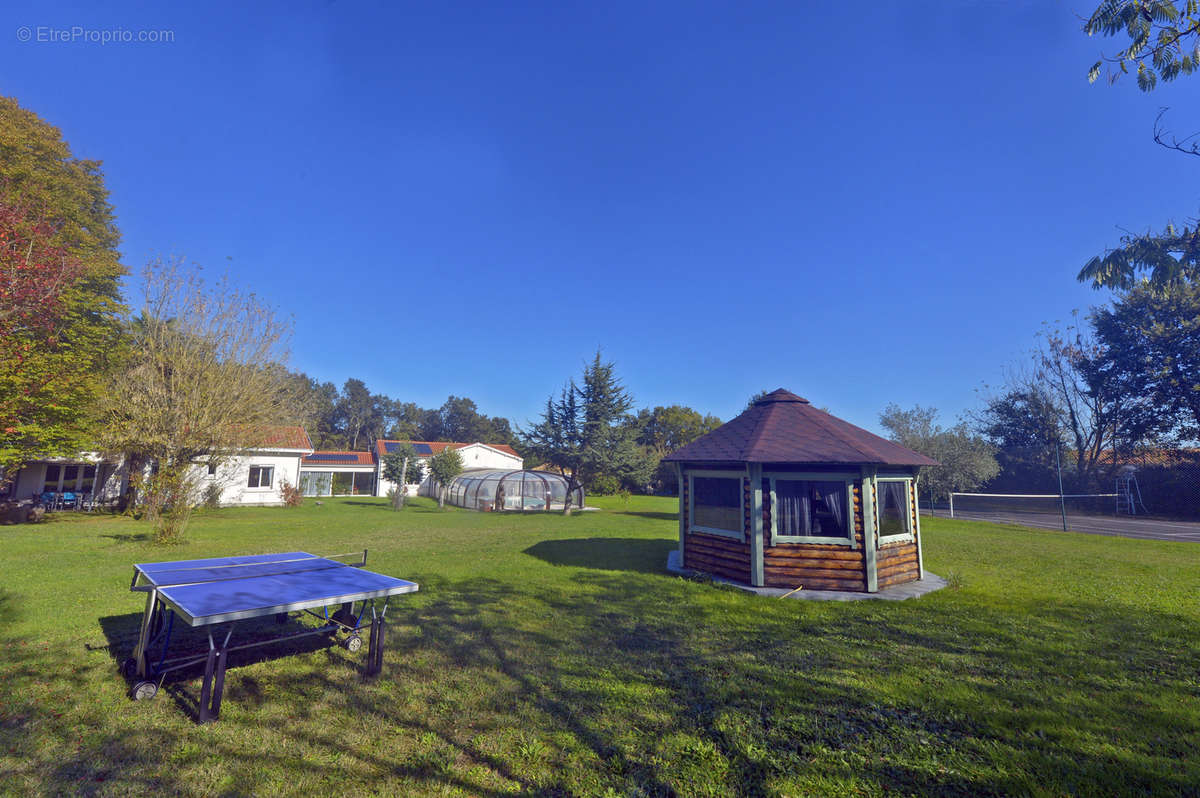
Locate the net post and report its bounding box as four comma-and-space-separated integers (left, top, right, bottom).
1055, 443, 1068, 533
949, 493, 954, 519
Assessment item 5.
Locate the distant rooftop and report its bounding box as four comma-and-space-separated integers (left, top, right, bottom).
373, 440, 520, 459
302, 451, 374, 466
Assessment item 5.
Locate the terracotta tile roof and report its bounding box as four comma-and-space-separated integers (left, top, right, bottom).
302, 451, 375, 466
257, 426, 313, 451
663, 389, 938, 467
374, 440, 520, 459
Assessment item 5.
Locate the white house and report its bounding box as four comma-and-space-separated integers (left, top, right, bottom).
197, 426, 313, 506
371, 440, 523, 497
4, 430, 525, 508
3, 426, 313, 508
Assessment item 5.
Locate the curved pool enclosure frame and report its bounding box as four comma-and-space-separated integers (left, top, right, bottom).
443, 469, 584, 512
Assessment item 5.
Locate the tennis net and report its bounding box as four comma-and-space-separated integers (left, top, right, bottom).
948, 492, 1117, 524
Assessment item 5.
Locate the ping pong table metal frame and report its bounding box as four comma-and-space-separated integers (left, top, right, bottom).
127, 550, 411, 723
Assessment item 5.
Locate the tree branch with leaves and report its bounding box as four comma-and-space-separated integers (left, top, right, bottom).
382, 443, 420, 509
428, 447, 463, 508
98, 258, 303, 543
1083, 1, 1200, 291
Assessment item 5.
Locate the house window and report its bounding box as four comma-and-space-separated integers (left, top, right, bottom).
247, 466, 274, 489
300, 471, 332, 497
80, 465, 96, 493
44, 464, 61, 490
207, 463, 217, 476
877, 479, 912, 541
690, 473, 743, 539
332, 472, 375, 495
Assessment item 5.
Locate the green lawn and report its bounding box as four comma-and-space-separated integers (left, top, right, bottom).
1, 496, 1198, 796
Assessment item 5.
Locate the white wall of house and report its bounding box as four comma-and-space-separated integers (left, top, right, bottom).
376, 444, 523, 498
458, 444, 523, 471
374, 460, 426, 498
197, 451, 305, 506
12, 464, 44, 499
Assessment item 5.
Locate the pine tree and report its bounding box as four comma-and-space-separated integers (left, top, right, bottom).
522, 352, 642, 512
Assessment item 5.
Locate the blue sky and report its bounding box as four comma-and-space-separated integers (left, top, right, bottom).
3, 1, 1196, 435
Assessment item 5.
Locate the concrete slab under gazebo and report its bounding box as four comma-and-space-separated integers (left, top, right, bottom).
663, 389, 939, 594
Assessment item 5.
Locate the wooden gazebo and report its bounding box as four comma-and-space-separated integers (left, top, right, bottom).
663, 389, 937, 593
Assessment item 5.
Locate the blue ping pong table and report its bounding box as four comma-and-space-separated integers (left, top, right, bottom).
125, 550, 418, 722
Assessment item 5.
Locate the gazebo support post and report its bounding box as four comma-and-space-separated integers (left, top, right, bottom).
748, 462, 764, 587
674, 463, 686, 563
913, 471, 925, 579
861, 466, 878, 593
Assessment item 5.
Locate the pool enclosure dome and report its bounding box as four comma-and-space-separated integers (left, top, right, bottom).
442, 469, 584, 512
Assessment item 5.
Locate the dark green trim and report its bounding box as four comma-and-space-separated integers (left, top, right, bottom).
861, 467, 878, 593
748, 463, 764, 587
913, 471, 925, 578
675, 462, 685, 558
876, 478, 915, 545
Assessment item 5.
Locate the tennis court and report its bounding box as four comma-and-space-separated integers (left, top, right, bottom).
927, 505, 1200, 543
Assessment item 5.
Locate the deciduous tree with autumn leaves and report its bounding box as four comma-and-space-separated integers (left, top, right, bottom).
0, 97, 124, 484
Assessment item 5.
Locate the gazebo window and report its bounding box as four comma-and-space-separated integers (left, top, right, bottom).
768, 475, 855, 546
877, 479, 913, 542
690, 473, 743, 539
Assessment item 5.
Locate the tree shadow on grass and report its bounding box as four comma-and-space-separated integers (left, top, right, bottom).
374, 575, 1021, 795
100, 532, 152, 543
613, 510, 678, 522
523, 537, 675, 574
7, 568, 1200, 795
0, 589, 15, 626
97, 611, 364, 722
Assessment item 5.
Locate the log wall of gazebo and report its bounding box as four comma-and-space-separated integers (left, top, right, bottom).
678, 468, 922, 592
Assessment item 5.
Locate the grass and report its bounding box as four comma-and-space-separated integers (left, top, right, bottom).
1, 495, 1198, 796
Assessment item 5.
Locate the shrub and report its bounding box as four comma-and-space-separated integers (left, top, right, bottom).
202, 482, 223, 510
589, 475, 621, 496
280, 479, 303, 508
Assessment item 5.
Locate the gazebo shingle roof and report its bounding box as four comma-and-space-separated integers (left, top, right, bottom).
663, 389, 937, 467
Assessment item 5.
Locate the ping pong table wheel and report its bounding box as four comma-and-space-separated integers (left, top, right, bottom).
131, 681, 158, 701
120, 658, 137, 679
344, 634, 363, 653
